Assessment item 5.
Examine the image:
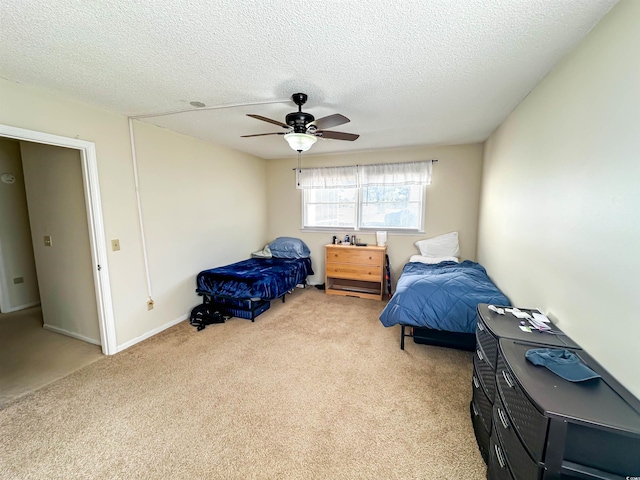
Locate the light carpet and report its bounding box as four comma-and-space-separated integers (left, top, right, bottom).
0, 288, 486, 479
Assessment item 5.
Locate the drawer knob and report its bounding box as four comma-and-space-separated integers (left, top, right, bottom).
502, 370, 515, 388
494, 444, 507, 469
497, 407, 510, 430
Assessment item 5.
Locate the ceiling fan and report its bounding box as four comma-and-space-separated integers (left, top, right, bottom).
242, 93, 359, 152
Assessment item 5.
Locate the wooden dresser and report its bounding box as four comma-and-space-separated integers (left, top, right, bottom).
324, 244, 387, 300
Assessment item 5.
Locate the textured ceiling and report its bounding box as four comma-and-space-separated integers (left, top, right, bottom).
1, 0, 617, 159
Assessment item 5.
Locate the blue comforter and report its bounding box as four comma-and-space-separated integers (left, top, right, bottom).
197, 257, 313, 300
379, 261, 509, 333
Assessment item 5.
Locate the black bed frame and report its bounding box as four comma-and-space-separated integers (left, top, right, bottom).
196, 285, 303, 322
400, 325, 476, 351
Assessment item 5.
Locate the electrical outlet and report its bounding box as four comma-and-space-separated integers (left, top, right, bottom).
147, 299, 154, 310
111, 239, 121, 251
44, 235, 52, 247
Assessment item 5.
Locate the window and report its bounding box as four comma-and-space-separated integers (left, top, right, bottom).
303, 187, 357, 228
298, 161, 432, 232
361, 184, 423, 229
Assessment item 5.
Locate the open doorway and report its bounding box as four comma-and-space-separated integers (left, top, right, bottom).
0, 124, 116, 354
0, 125, 117, 404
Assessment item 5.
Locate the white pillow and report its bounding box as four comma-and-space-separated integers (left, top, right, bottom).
414, 232, 460, 258
409, 255, 459, 264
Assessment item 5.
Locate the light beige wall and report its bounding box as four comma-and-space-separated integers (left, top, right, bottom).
0, 78, 267, 347
266, 144, 484, 285
0, 138, 39, 311
477, 0, 640, 397
20, 142, 100, 341
128, 121, 267, 328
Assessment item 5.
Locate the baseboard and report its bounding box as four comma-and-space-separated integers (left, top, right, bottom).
43, 323, 101, 346
2, 301, 41, 314
116, 314, 187, 353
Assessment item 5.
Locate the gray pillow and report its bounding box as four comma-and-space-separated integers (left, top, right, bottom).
269, 237, 311, 259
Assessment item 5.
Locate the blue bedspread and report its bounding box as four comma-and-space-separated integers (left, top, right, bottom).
379, 261, 509, 333
197, 257, 313, 301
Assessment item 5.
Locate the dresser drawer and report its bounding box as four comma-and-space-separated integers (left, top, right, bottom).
326, 247, 383, 266
496, 350, 548, 462
325, 264, 383, 282
476, 317, 498, 368
470, 401, 490, 464
488, 429, 515, 480
564, 421, 640, 477
473, 343, 495, 401
493, 393, 542, 480
472, 368, 493, 433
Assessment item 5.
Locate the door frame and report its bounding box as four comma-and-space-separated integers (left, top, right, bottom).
0, 124, 117, 355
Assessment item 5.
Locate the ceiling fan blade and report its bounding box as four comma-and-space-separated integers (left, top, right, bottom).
241, 132, 286, 138
247, 114, 290, 129
309, 114, 350, 130
317, 130, 359, 141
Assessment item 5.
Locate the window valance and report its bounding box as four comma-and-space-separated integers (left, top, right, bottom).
295, 160, 433, 189
295, 165, 358, 189
358, 160, 433, 186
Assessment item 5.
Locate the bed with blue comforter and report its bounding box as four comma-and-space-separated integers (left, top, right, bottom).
196, 257, 313, 321
197, 257, 313, 301
379, 260, 509, 349
195, 238, 314, 321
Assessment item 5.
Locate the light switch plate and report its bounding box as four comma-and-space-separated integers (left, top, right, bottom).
111, 239, 120, 251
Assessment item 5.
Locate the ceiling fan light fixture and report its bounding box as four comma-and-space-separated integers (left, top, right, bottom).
284, 132, 317, 152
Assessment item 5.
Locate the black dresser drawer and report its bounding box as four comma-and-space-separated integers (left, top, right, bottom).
488, 428, 515, 480
474, 343, 495, 400
564, 422, 640, 477
493, 393, 542, 480
476, 317, 497, 367
472, 369, 492, 433
496, 349, 548, 462
470, 401, 490, 464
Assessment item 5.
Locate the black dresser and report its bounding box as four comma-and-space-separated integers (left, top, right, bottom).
472, 304, 580, 462
472, 304, 640, 479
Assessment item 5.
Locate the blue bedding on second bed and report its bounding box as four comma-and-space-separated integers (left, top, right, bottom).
379, 260, 509, 333
197, 257, 313, 301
